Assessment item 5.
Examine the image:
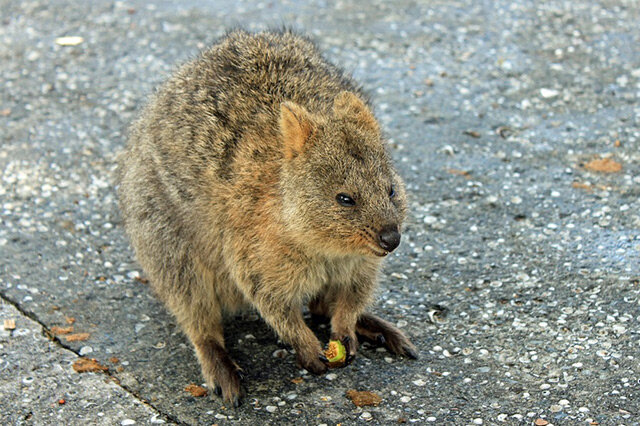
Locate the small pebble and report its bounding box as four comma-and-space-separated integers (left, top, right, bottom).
265, 406, 277, 413
540, 88, 559, 98
612, 324, 626, 334
423, 215, 437, 225
149, 414, 165, 424
272, 349, 288, 358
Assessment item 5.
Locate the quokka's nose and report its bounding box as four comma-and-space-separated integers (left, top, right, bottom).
378, 225, 401, 252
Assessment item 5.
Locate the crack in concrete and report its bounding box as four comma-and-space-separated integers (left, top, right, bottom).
0, 290, 187, 426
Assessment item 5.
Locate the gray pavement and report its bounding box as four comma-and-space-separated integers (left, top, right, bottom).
1, 0, 639, 424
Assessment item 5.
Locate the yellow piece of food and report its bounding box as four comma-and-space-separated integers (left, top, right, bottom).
325, 339, 346, 368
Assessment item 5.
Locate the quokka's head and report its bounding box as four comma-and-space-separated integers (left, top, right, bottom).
279, 91, 407, 258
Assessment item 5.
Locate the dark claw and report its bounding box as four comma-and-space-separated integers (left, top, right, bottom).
319, 354, 329, 363
404, 345, 420, 360
214, 385, 222, 396
227, 388, 245, 408
236, 370, 245, 381
376, 334, 386, 346
340, 335, 356, 364
345, 352, 354, 364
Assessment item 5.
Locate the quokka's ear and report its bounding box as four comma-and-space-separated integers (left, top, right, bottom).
280, 101, 315, 159
333, 91, 379, 133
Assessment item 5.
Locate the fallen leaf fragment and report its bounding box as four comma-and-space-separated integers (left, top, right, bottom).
0, 108, 11, 117
65, 332, 90, 342
584, 157, 622, 173
51, 325, 74, 335
184, 384, 208, 397
109, 357, 120, 364
446, 168, 471, 178
571, 182, 593, 192
346, 390, 382, 407
3, 319, 16, 330
534, 419, 549, 426
65, 317, 76, 324
290, 377, 304, 384
55, 36, 84, 46
72, 358, 108, 373
463, 130, 481, 138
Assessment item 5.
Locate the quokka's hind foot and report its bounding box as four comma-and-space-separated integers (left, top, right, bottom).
356, 313, 419, 359
194, 338, 245, 407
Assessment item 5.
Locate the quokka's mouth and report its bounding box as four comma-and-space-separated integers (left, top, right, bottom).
352, 230, 389, 257
367, 245, 389, 257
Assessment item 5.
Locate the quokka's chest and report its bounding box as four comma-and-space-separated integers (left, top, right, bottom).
300, 256, 376, 292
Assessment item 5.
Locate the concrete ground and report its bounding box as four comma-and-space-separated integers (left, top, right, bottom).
1, 0, 639, 424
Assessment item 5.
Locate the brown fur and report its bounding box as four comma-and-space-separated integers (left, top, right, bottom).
116, 29, 416, 405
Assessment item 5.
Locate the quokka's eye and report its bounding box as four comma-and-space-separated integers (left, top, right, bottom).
389, 185, 396, 198
336, 193, 356, 207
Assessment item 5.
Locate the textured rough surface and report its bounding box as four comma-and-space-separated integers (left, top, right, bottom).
0, 302, 163, 424
1, 0, 639, 424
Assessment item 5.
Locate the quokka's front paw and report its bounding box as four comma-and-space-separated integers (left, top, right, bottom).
329, 333, 358, 365
211, 366, 245, 408
296, 350, 329, 375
